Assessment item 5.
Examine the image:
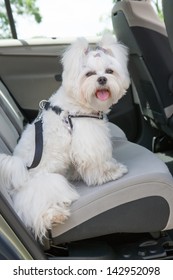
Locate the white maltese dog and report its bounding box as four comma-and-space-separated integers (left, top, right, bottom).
0, 34, 130, 241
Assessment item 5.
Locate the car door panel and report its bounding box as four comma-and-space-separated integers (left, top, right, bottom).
0, 40, 65, 111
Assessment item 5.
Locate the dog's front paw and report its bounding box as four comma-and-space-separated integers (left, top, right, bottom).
82, 160, 127, 186
67, 165, 82, 182
107, 162, 128, 181
98, 161, 127, 184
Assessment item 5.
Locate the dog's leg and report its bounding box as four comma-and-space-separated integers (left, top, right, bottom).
70, 121, 127, 186
67, 164, 82, 182
12, 173, 79, 241
71, 149, 128, 186
78, 158, 127, 186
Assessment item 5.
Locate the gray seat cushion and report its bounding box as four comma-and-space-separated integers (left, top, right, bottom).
52, 137, 173, 244
108, 122, 127, 139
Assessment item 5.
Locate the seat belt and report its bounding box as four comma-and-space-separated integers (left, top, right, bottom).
27, 120, 43, 170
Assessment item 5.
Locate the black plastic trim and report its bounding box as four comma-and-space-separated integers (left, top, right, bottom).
54, 196, 170, 244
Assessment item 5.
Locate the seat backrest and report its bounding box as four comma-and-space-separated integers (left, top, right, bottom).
0, 80, 25, 154
162, 0, 173, 53
112, 0, 173, 137
0, 80, 25, 203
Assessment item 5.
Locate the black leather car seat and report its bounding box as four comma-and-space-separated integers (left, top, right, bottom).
112, 0, 173, 138
162, 0, 173, 53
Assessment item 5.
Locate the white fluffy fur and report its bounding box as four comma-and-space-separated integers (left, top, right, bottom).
0, 34, 130, 241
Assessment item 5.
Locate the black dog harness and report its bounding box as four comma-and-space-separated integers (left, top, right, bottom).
27, 100, 104, 169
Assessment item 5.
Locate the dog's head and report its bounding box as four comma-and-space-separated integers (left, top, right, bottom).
62, 34, 130, 112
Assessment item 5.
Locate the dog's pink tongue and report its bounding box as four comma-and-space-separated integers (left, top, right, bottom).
96, 90, 110, 101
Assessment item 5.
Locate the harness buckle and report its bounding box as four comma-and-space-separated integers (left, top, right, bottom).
35, 100, 48, 122
39, 100, 48, 110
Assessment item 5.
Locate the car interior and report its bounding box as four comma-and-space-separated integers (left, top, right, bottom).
1, 0, 173, 260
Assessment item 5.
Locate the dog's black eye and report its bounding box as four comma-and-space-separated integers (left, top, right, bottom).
86, 71, 96, 77
105, 69, 113, 74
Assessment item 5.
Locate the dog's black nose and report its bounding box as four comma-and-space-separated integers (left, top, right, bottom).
97, 76, 107, 85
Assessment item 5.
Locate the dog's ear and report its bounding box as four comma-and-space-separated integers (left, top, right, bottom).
99, 34, 130, 90
62, 37, 89, 76
98, 33, 128, 66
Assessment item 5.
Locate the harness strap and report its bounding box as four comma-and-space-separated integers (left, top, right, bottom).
27, 100, 104, 170
27, 119, 43, 170
68, 112, 103, 130
44, 101, 62, 115
45, 101, 104, 130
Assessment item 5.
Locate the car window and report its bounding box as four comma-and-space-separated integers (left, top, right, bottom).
0, 1, 163, 42
0, 0, 114, 40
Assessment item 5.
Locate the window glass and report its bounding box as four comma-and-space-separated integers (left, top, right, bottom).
1, 0, 114, 40
0, 0, 163, 40
0, 0, 11, 38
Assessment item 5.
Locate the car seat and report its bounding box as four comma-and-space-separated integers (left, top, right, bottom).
1, 79, 173, 248
112, 0, 173, 140
162, 0, 173, 54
